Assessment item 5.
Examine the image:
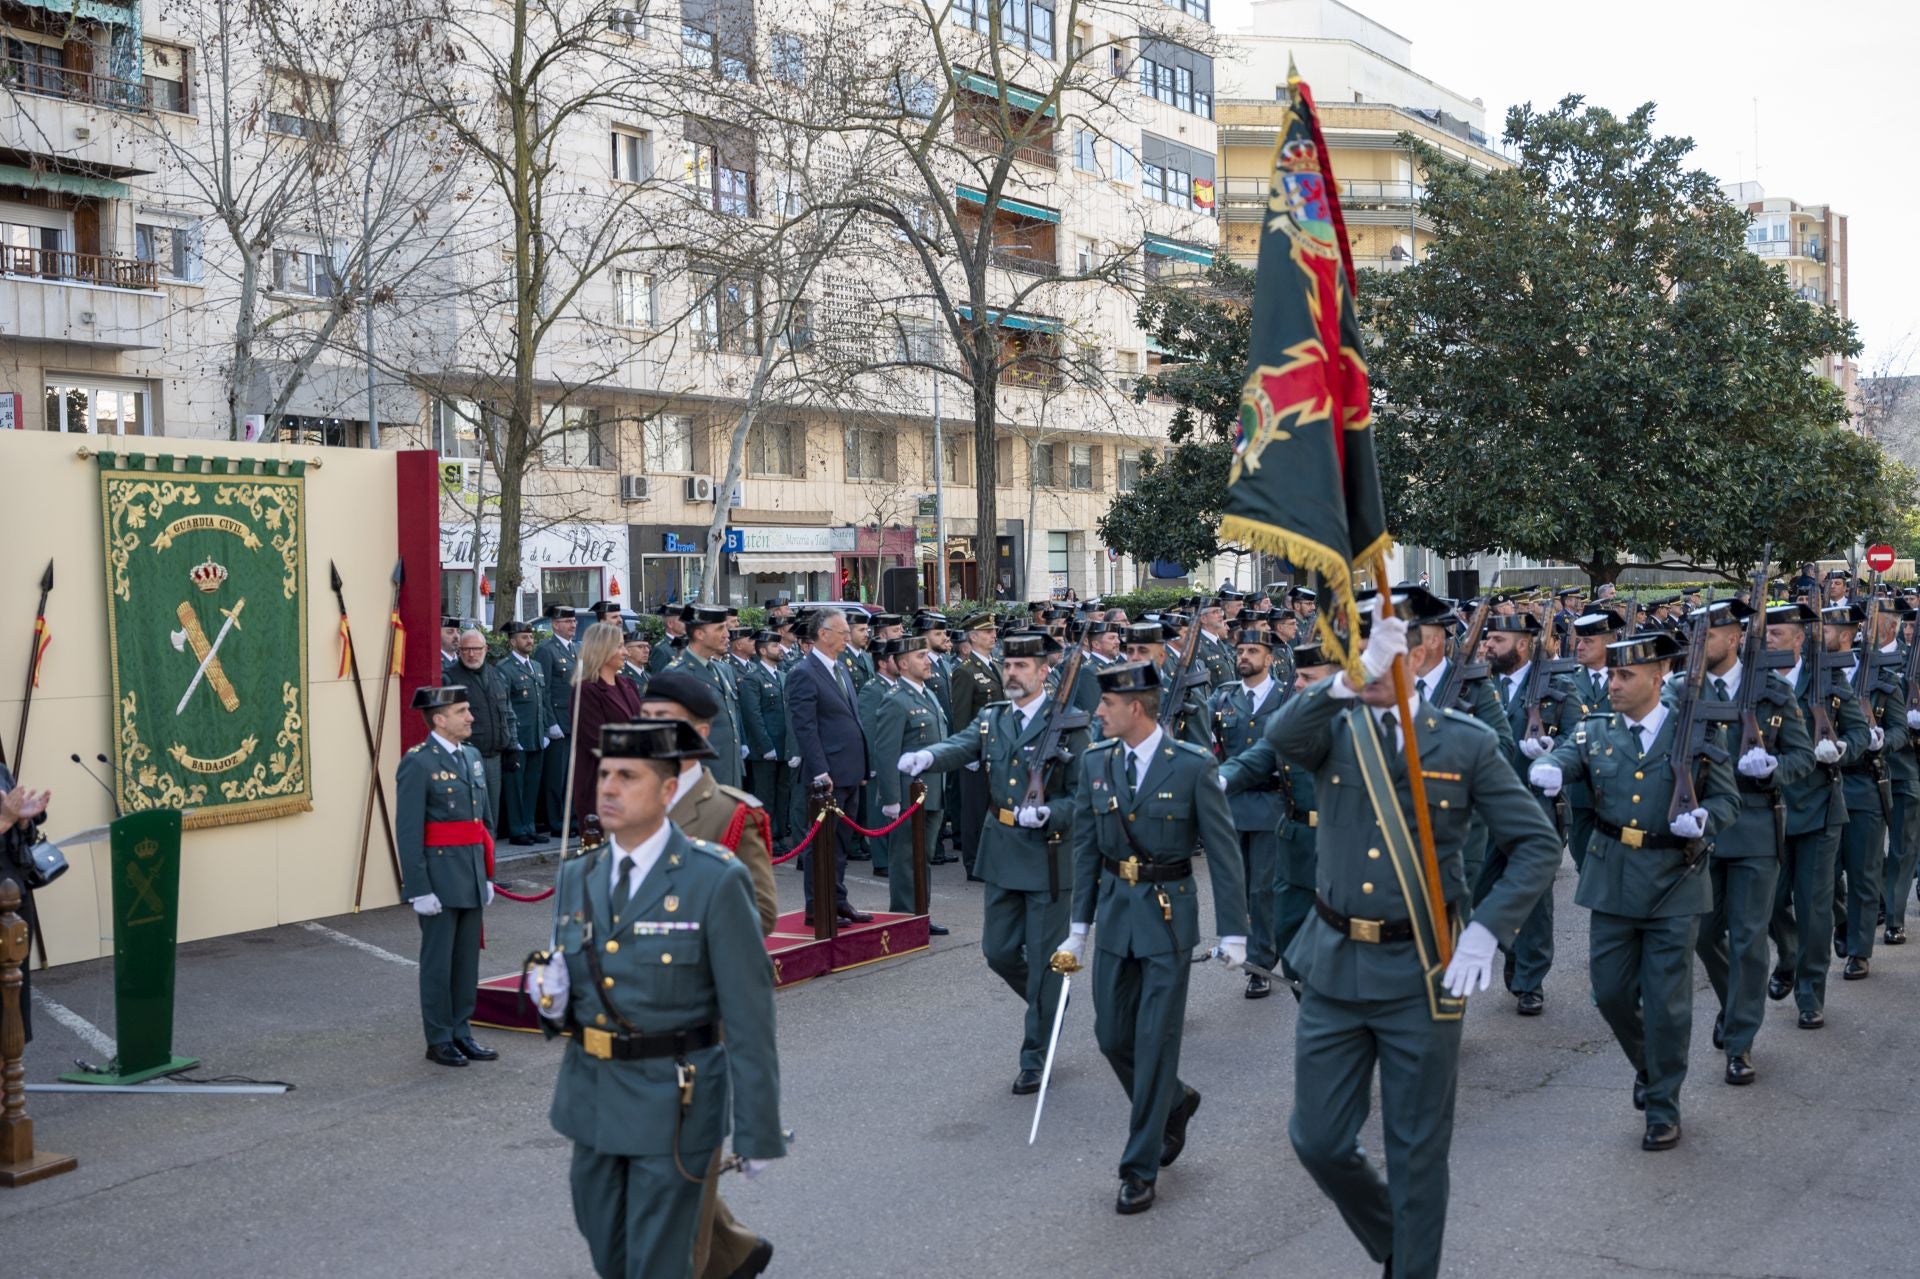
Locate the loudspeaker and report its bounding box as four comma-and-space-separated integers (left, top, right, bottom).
881, 566, 920, 615
1445, 568, 1480, 602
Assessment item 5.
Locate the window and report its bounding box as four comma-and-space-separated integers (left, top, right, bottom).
1117, 448, 1143, 491
749, 421, 801, 477
1069, 23, 1089, 57
436, 400, 487, 460
614, 270, 655, 326
542, 568, 598, 611
1137, 40, 1213, 118
135, 222, 202, 281
845, 426, 891, 480
779, 299, 813, 351
887, 74, 938, 120
645, 415, 695, 473
1075, 237, 1095, 273
894, 318, 941, 363
267, 70, 336, 141
1112, 143, 1138, 185
1165, 0, 1208, 19
1072, 129, 1099, 172
681, 23, 716, 68
769, 31, 806, 84
143, 42, 189, 113
691, 268, 762, 353
1140, 132, 1214, 212
608, 7, 647, 38
1048, 531, 1070, 575
952, 0, 1054, 57
940, 431, 972, 486
1068, 443, 1093, 489
278, 416, 364, 447
1034, 442, 1057, 486
541, 404, 607, 468
684, 121, 755, 215
442, 570, 476, 622
611, 128, 652, 182
43, 379, 153, 435
272, 248, 338, 297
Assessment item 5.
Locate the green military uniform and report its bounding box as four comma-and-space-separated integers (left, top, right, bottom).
396, 726, 493, 1051
921, 682, 1087, 1079
1542, 642, 1739, 1138
537, 815, 784, 1279
1068, 707, 1247, 1194
871, 676, 948, 913
1220, 710, 1319, 987
1157, 657, 1213, 749
1209, 673, 1288, 976
948, 647, 1005, 877
1684, 636, 1812, 1072
847, 642, 877, 692
1879, 630, 1920, 936
535, 624, 578, 832
666, 649, 745, 789
500, 643, 550, 842
1566, 659, 1615, 870
856, 674, 898, 869
1834, 634, 1908, 966
1197, 630, 1236, 689
1272, 662, 1560, 1279
737, 655, 789, 842
648, 630, 683, 673
1422, 654, 1513, 890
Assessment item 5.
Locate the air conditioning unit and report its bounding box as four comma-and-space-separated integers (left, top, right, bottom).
685, 475, 716, 503
619, 474, 649, 503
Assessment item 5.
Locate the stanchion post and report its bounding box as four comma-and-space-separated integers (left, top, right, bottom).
809, 781, 839, 943
910, 779, 929, 917
0, 877, 76, 1187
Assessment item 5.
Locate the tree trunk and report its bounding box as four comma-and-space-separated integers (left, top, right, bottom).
971, 344, 998, 603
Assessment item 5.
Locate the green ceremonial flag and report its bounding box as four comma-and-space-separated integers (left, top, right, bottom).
1220, 64, 1389, 677
98, 454, 312, 828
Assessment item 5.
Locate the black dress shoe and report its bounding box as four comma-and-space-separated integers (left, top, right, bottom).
1642, 1120, 1682, 1151
1725, 1053, 1756, 1086
1834, 927, 1848, 959
930, 853, 952, 865
453, 1037, 497, 1061
425, 1043, 468, 1068
1631, 1073, 1648, 1112
1711, 1012, 1726, 1049
1798, 1008, 1825, 1029
1160, 1087, 1201, 1167
837, 904, 874, 923
726, 1238, 774, 1279
873, 865, 889, 878
1012, 1068, 1042, 1095
1515, 990, 1544, 1017
847, 850, 871, 862
1115, 1175, 1156, 1215
928, 922, 951, 936
1245, 974, 1271, 999
1767, 973, 1792, 1002
1886, 926, 1907, 946
509, 835, 537, 847
1844, 955, 1870, 980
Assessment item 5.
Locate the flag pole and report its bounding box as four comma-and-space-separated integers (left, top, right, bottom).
1376, 552, 1451, 966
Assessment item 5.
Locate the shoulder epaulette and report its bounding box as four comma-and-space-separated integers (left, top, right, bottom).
1087, 737, 1122, 752
1435, 706, 1497, 736
717, 783, 763, 809
687, 835, 735, 862
1172, 739, 1212, 759
405, 742, 426, 754
983, 699, 1011, 711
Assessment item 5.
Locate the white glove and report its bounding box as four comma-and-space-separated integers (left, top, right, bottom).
787, 756, 801, 769
742, 1158, 772, 1181
1528, 760, 1563, 797
482, 881, 495, 907
1909, 709, 1920, 731
1518, 735, 1554, 760
964, 760, 980, 772
411, 893, 443, 916
1737, 747, 1778, 779
1870, 726, 1886, 752
1214, 773, 1228, 791
533, 951, 569, 1020
882, 803, 901, 819
1358, 595, 1409, 684
741, 744, 750, 758
1669, 807, 1708, 840
1016, 805, 1049, 829
763, 751, 777, 761
1441, 921, 1499, 997
1815, 738, 1844, 764
1055, 928, 1088, 966
899, 750, 933, 776
1216, 938, 1247, 971
812, 772, 833, 787
546, 724, 564, 741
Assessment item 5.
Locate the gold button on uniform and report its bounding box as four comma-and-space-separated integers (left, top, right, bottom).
602, 977, 615, 989
1631, 795, 1640, 804
595, 1014, 608, 1026
605, 940, 619, 954
1368, 848, 1381, 860
661, 953, 673, 964
1634, 771, 1644, 780
1361, 882, 1375, 894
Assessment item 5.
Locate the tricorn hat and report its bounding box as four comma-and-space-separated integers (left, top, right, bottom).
1095, 660, 1161, 694
1001, 631, 1061, 658
1607, 631, 1685, 668
1232, 629, 1276, 650
502, 620, 534, 636
412, 685, 469, 711
598, 719, 715, 761
1702, 599, 1757, 628
1571, 609, 1627, 637
639, 672, 722, 721
1124, 622, 1167, 646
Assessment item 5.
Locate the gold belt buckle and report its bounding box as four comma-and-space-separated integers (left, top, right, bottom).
997, 808, 1016, 826
1349, 917, 1382, 943
1306, 811, 1318, 828
1119, 856, 1141, 885
1619, 826, 1645, 850
582, 1027, 614, 1059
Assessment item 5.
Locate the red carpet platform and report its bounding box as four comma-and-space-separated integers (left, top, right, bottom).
474, 910, 930, 1032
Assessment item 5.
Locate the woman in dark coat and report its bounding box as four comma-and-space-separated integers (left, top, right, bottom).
569, 621, 647, 826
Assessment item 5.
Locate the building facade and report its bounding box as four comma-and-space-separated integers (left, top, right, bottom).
1722, 180, 1853, 403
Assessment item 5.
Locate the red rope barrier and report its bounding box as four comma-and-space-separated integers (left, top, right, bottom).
494, 885, 554, 903
770, 811, 826, 865
835, 797, 925, 840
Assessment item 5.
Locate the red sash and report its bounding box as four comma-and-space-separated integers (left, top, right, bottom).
425, 819, 497, 878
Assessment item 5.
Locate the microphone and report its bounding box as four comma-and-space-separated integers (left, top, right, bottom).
70, 753, 123, 819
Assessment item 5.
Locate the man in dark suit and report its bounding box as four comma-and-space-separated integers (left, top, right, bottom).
786, 608, 872, 924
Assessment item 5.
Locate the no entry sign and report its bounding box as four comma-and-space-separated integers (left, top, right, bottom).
1867, 544, 1896, 574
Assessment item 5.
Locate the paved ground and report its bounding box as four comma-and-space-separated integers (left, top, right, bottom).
8, 845, 1918, 1278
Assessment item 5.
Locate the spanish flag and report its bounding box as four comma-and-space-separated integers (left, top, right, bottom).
1217, 62, 1388, 678
337, 616, 353, 679
389, 611, 406, 676
30, 616, 49, 687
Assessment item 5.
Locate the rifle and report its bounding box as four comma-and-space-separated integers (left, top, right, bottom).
1850, 567, 1896, 824
1157, 621, 1208, 739
1666, 588, 1725, 865
1022, 644, 1089, 904
1432, 598, 1492, 713
1521, 625, 1581, 743
1729, 548, 1790, 858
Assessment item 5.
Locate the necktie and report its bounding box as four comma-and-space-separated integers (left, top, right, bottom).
613, 855, 636, 919
1128, 750, 1143, 797
1415, 677, 1428, 705
1713, 676, 1729, 701
1504, 677, 1518, 708
835, 661, 854, 703
1630, 723, 1646, 755
1380, 710, 1398, 753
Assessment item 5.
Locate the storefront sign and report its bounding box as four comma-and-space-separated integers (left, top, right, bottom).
729, 526, 856, 554
663, 532, 700, 554
441, 521, 628, 574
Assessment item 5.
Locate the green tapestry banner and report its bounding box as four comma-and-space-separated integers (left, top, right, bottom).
97, 454, 312, 828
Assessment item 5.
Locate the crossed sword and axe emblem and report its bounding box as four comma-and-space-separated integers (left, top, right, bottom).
172, 597, 246, 715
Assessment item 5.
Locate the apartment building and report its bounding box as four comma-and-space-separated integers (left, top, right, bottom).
1721, 180, 1853, 403
2, 0, 1234, 617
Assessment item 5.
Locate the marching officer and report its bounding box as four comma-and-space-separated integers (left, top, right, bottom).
1564, 609, 1625, 870
665, 604, 747, 790
499, 620, 550, 846
1193, 598, 1237, 688
901, 631, 1087, 1095
1832, 600, 1907, 976
1686, 599, 1812, 1086
1209, 629, 1289, 996
870, 635, 951, 928
948, 613, 1005, 881
1270, 588, 1559, 1278
1531, 630, 1739, 1149
535, 605, 580, 838
1123, 621, 1211, 747
1058, 661, 1248, 1215
527, 721, 784, 1279
397, 685, 497, 1068
1879, 604, 1920, 944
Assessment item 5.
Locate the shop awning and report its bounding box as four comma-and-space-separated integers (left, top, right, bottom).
955, 184, 1061, 224
953, 72, 1056, 118
0, 163, 131, 200
1145, 235, 1214, 266
955, 305, 1061, 334
735, 552, 836, 575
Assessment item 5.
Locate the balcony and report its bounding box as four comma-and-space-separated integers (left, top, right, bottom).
1, 56, 165, 174
989, 247, 1058, 277
1216, 175, 1430, 230
1749, 238, 1825, 262
0, 246, 165, 350
2, 55, 149, 110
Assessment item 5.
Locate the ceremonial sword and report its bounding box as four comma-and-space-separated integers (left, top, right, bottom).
175, 598, 246, 714
1194, 944, 1288, 987
1029, 952, 1079, 1145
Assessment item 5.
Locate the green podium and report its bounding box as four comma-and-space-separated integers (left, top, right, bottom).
60, 810, 198, 1085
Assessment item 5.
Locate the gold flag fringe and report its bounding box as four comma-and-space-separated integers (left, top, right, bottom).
184, 798, 314, 830
1218, 513, 1366, 681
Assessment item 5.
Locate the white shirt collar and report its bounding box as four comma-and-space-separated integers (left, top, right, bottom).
1505, 661, 1531, 691
1709, 663, 1742, 697
431, 731, 460, 755
608, 821, 675, 898
811, 646, 843, 677
668, 761, 705, 813
1417, 658, 1447, 703
515, 651, 534, 666
902, 676, 927, 693
1012, 691, 1046, 726
1128, 727, 1165, 776
761, 658, 783, 674
1784, 658, 1803, 689
1624, 701, 1669, 744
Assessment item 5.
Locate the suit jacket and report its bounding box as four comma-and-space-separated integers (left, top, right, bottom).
787, 649, 870, 790
573, 676, 648, 820
396, 737, 492, 907
545, 827, 783, 1161
672, 765, 778, 935
441, 657, 518, 757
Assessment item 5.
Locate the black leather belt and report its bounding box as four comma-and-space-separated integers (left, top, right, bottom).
578, 1022, 718, 1061
1314, 895, 1428, 944
1593, 816, 1687, 850
1736, 777, 1777, 795
1103, 855, 1194, 884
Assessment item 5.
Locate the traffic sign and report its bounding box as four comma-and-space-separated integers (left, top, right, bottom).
1867, 543, 1896, 574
